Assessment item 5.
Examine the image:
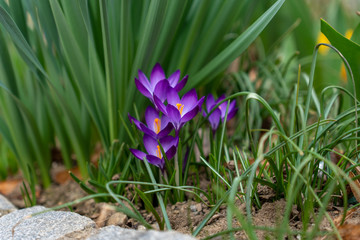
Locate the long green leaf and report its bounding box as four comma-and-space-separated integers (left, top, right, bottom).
187, 0, 285, 89
0, 6, 47, 78
321, 19, 360, 99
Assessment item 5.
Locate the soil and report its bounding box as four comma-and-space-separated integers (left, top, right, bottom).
1, 160, 360, 239
3, 175, 360, 240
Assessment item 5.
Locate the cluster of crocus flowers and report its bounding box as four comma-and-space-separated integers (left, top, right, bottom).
129, 63, 238, 170
129, 63, 202, 170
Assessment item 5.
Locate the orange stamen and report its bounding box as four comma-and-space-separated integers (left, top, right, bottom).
176, 103, 184, 115
156, 145, 162, 159
154, 118, 161, 134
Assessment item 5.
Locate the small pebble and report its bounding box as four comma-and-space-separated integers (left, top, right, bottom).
137, 225, 146, 231
151, 223, 160, 230
96, 204, 116, 227
107, 212, 127, 226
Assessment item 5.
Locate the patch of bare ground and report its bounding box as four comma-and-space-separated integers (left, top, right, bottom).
3, 172, 360, 239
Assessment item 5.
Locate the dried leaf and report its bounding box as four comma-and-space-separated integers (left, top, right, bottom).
0, 179, 21, 195
333, 208, 357, 227
354, 166, 360, 175
54, 166, 81, 184
348, 172, 360, 202
338, 224, 360, 240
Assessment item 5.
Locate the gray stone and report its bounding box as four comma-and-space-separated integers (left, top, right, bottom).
0, 206, 96, 240
87, 225, 197, 240
0, 194, 17, 217
57, 228, 98, 240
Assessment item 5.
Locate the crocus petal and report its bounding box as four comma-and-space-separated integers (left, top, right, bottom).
165, 146, 177, 161
137, 70, 151, 90
226, 109, 238, 121
130, 149, 146, 161
144, 106, 159, 130
174, 75, 188, 92
224, 101, 238, 120
146, 155, 164, 169
150, 63, 166, 87
180, 106, 199, 123
206, 94, 216, 112
208, 108, 221, 130
197, 96, 205, 109
157, 122, 173, 138
166, 105, 181, 127
128, 113, 142, 130
143, 134, 159, 156
216, 94, 226, 105
167, 88, 181, 106
154, 95, 167, 115
160, 115, 171, 130
202, 110, 207, 118
229, 100, 236, 109
219, 100, 236, 120
168, 70, 180, 87
135, 78, 152, 99
219, 101, 228, 115
159, 135, 179, 151
181, 89, 198, 114
139, 124, 157, 138
153, 80, 169, 103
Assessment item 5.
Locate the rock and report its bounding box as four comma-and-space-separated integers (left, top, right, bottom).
0, 194, 17, 217
150, 223, 160, 230
96, 203, 116, 228
58, 228, 98, 240
0, 206, 96, 240
190, 203, 202, 214
137, 225, 146, 231
86, 225, 197, 240
190, 205, 197, 212
107, 212, 127, 226
0, 194, 16, 210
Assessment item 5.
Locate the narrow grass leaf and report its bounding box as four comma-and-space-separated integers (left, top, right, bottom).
0, 6, 47, 78
188, 0, 285, 89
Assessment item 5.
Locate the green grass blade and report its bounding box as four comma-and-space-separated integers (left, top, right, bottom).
187, 0, 285, 89
0, 5, 47, 78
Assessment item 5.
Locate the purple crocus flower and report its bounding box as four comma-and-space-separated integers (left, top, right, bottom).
203, 94, 238, 132
135, 63, 188, 104
135, 63, 168, 104
128, 106, 173, 139
203, 94, 222, 131
155, 88, 204, 132
130, 134, 178, 170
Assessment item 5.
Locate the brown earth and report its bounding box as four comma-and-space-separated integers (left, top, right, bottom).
1, 159, 360, 239
3, 175, 360, 239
